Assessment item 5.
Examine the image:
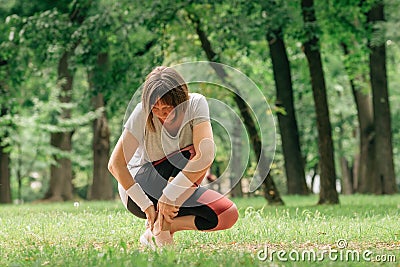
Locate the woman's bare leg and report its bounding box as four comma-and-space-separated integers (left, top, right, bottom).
170, 216, 197, 234
154, 214, 197, 234
153, 212, 171, 234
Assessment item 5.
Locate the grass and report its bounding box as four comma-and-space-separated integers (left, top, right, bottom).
0, 194, 399, 266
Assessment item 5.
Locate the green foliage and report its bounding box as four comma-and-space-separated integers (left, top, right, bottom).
1, 0, 400, 202
1, 65, 105, 201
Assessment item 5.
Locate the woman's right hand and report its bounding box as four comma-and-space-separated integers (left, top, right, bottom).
144, 205, 157, 230
157, 194, 179, 223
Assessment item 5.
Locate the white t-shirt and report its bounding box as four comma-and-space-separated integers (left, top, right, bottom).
124, 93, 210, 171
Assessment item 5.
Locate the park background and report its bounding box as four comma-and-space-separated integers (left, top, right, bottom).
1, 0, 399, 204
0, 0, 399, 266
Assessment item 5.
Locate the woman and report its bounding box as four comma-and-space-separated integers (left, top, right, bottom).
108, 66, 238, 248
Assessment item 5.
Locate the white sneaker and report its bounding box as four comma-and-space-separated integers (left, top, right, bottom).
139, 228, 156, 250
153, 230, 174, 247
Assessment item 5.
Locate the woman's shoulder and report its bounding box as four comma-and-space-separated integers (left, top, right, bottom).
187, 93, 209, 121
125, 102, 145, 122
132, 102, 144, 114
135, 102, 143, 109
189, 93, 206, 103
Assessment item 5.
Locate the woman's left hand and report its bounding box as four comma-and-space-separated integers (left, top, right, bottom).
144, 205, 157, 231
157, 194, 179, 223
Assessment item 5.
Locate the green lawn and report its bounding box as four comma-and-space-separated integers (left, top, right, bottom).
1, 195, 399, 266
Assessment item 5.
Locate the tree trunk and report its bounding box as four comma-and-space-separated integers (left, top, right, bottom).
337, 100, 353, 195
0, 133, 12, 204
301, 0, 339, 204
353, 84, 378, 193
340, 157, 353, 195
44, 52, 74, 201
232, 92, 283, 204
341, 44, 378, 193
189, 13, 284, 205
267, 29, 308, 195
0, 65, 12, 203
90, 93, 112, 200
47, 132, 74, 201
88, 52, 113, 200
230, 116, 243, 198
44, 2, 92, 201
367, 2, 397, 194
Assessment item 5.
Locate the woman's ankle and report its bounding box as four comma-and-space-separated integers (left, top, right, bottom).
161, 220, 171, 231
153, 217, 171, 235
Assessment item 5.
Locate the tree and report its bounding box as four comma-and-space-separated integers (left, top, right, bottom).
45, 1, 92, 201
320, 0, 378, 193
301, 0, 339, 204
367, 0, 397, 194
0, 2, 32, 203
230, 115, 243, 197
83, 1, 161, 199
0, 31, 12, 203
44, 51, 75, 201
342, 43, 376, 194
187, 12, 284, 205
87, 52, 113, 200
0, 104, 11, 204
268, 30, 308, 195
264, 1, 308, 195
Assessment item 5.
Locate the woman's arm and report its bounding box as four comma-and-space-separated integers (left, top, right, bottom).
108, 129, 139, 190
161, 121, 214, 203
158, 120, 214, 223
109, 129, 157, 229
183, 120, 215, 182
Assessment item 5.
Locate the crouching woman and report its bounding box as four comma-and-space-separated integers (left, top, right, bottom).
108, 66, 238, 248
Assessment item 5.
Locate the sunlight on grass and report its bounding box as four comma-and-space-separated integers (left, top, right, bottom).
0, 195, 399, 266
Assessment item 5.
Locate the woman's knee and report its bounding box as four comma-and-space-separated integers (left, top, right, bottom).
202, 199, 238, 232
215, 203, 238, 230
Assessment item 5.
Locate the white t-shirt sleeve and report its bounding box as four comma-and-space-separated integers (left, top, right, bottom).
124, 102, 145, 143
191, 94, 210, 126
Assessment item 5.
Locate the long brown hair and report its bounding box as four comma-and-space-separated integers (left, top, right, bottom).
142, 66, 189, 131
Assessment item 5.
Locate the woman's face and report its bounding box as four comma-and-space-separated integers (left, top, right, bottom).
152, 99, 176, 123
